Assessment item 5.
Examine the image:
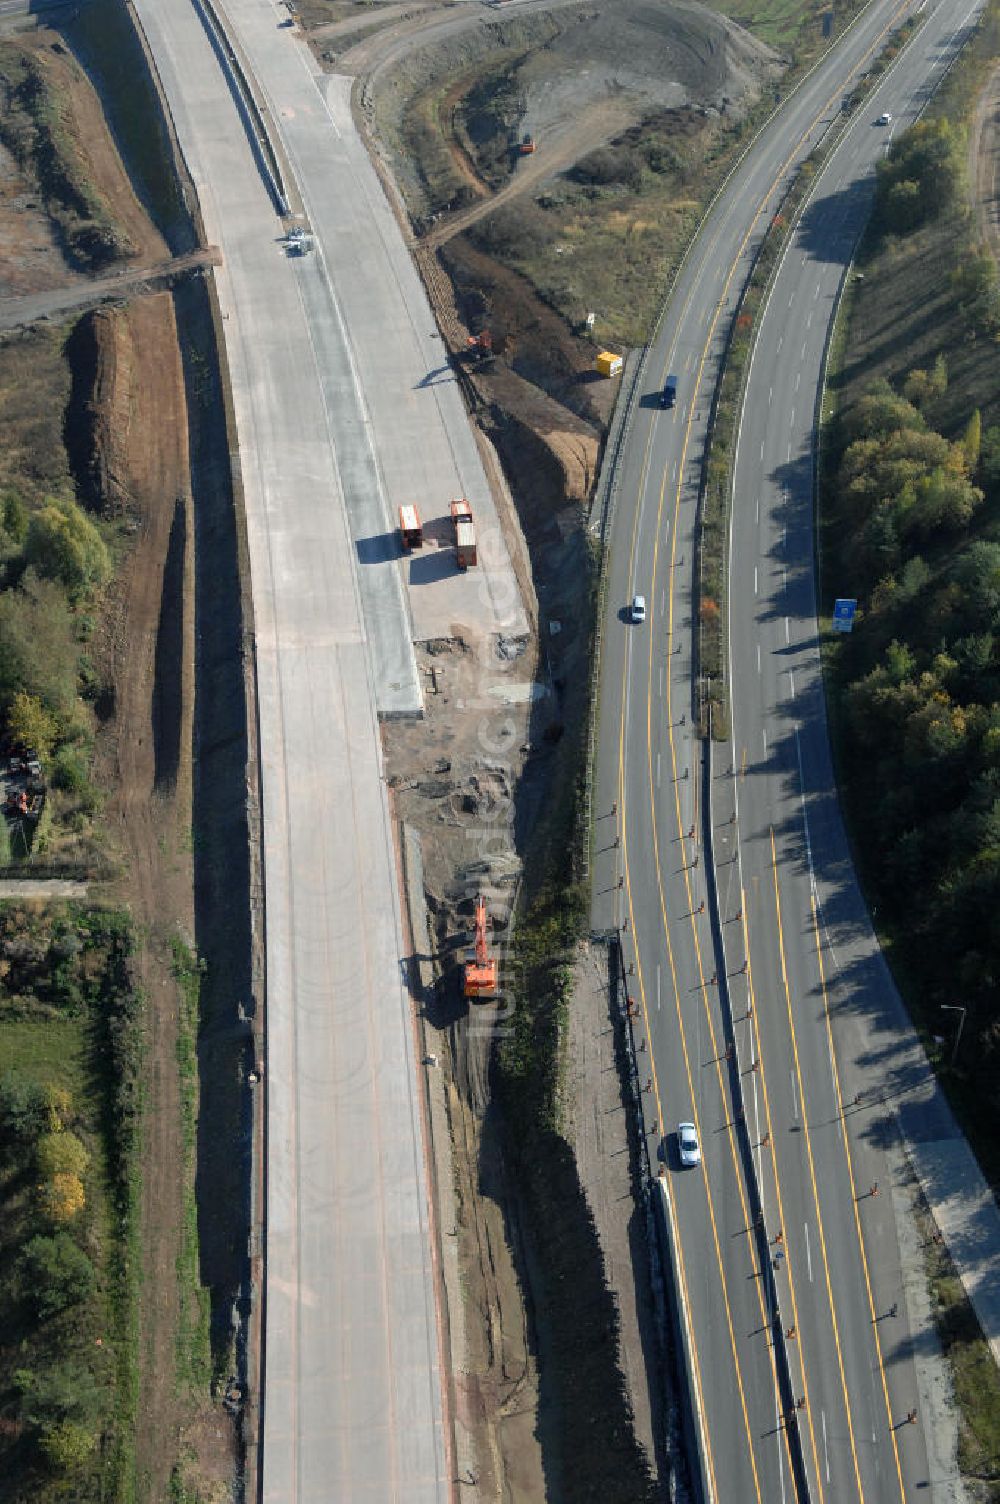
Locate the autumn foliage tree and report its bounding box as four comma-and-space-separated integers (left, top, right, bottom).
38, 1170, 85, 1224
832, 374, 1000, 1141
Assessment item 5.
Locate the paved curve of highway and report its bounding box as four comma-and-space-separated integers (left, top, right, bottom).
593, 1, 985, 1500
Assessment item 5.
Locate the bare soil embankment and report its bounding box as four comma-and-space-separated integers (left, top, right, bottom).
0, 10, 245, 1499
75, 255, 246, 1504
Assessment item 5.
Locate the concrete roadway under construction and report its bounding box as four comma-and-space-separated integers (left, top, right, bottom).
132, 0, 526, 1499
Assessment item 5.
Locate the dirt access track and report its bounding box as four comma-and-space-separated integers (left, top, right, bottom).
315, 0, 775, 527
344, 0, 777, 234
970, 57, 1000, 261
331, 0, 776, 517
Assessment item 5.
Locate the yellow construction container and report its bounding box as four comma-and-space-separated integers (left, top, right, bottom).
596, 350, 623, 378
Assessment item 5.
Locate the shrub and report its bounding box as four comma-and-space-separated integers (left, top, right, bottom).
51, 743, 90, 794
0, 571, 80, 718
39, 1418, 95, 1472
18, 1232, 95, 1320
15, 1360, 101, 1428
0, 1069, 48, 1150
35, 1129, 89, 1179
7, 689, 58, 759
38, 1169, 85, 1223
24, 497, 110, 598
571, 146, 644, 190
70, 221, 132, 268
2, 491, 27, 543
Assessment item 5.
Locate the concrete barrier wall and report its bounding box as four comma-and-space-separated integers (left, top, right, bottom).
190, 0, 290, 214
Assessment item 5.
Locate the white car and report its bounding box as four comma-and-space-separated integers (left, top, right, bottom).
677, 1122, 701, 1168
876, 111, 892, 126
631, 594, 647, 624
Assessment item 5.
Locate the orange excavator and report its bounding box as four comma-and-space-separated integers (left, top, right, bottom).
465, 328, 493, 360
464, 895, 498, 1002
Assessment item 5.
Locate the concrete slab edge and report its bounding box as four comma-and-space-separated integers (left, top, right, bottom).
651, 1173, 713, 1504
890, 1156, 969, 1504
399, 821, 469, 1497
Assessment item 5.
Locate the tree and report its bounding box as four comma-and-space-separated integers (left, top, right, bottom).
0, 1070, 48, 1150
885, 639, 917, 685
0, 572, 79, 718
952, 251, 1000, 333
883, 178, 923, 233
2, 491, 27, 543
902, 369, 929, 408
981, 426, 1000, 497
930, 353, 948, 399
841, 426, 954, 515
7, 690, 58, 759
839, 383, 923, 447
875, 118, 961, 231
858, 501, 900, 580
963, 409, 982, 471
39, 1419, 95, 1473
24, 498, 110, 598
15, 1360, 102, 1429
43, 1083, 72, 1132
35, 1130, 89, 1180
952, 542, 1000, 630
18, 1233, 95, 1320
38, 1170, 85, 1223
903, 467, 982, 539
897, 555, 931, 604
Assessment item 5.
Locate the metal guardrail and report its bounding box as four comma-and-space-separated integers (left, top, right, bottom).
581, 348, 646, 880
587, 348, 645, 539
701, 732, 811, 1500
605, 930, 696, 1503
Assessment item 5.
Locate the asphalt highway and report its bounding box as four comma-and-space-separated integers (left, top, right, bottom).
592, 1, 986, 1500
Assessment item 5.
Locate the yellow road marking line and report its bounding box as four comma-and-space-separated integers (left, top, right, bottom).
609, 7, 918, 1494
770, 829, 864, 1501
621, 457, 764, 1500
809, 891, 907, 1502
651, 470, 790, 1494
742, 897, 826, 1501
627, 804, 765, 1504
623, 868, 721, 1504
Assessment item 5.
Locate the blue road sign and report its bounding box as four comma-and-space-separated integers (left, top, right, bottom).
833, 598, 857, 633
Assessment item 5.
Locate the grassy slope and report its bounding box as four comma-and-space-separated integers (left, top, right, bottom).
710, 0, 838, 54
458, 0, 870, 344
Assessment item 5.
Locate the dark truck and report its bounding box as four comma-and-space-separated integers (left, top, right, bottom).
660, 374, 678, 409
